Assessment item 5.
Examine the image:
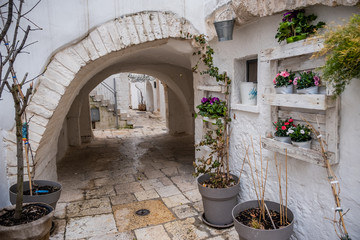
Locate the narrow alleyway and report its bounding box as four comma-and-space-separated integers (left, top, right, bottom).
51, 111, 237, 240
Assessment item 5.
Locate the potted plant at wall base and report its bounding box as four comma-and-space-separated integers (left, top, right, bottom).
273, 70, 295, 94
273, 118, 295, 144
289, 124, 312, 149
0, 1, 54, 239
232, 142, 295, 239
275, 9, 325, 44
188, 34, 239, 227
294, 70, 321, 94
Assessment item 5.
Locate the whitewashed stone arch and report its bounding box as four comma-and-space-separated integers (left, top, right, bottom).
3, 11, 199, 183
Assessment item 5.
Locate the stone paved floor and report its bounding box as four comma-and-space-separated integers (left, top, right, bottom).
51, 110, 237, 240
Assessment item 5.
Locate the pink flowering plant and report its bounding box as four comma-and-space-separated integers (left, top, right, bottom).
273, 70, 295, 88
196, 96, 227, 119
288, 124, 312, 142
293, 70, 321, 89
273, 118, 295, 137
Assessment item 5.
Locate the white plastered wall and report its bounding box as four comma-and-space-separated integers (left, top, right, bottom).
194, 5, 359, 239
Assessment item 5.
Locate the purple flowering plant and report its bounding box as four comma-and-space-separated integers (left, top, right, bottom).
196, 96, 227, 119
294, 71, 321, 89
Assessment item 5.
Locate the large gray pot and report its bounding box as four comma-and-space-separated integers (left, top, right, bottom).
232, 200, 294, 240
0, 202, 54, 240
10, 180, 62, 209
197, 174, 240, 226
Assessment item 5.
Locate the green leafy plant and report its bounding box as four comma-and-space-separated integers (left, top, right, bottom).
275, 9, 325, 43
273, 118, 295, 137
196, 96, 227, 119
294, 70, 321, 89
183, 33, 234, 188
273, 70, 295, 88
313, 14, 360, 98
288, 124, 312, 142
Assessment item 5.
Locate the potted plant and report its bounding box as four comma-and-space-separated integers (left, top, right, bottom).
188, 34, 239, 227
0, 1, 54, 239
273, 118, 295, 144
196, 96, 227, 123
294, 70, 321, 94
273, 70, 295, 94
289, 124, 312, 149
313, 14, 360, 98
275, 9, 325, 44
232, 142, 295, 239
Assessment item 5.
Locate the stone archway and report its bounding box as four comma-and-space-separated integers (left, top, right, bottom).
3, 11, 199, 183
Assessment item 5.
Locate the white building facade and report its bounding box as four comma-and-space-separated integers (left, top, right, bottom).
0, 1, 359, 239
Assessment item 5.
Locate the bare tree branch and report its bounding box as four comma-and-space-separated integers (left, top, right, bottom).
0, 0, 13, 42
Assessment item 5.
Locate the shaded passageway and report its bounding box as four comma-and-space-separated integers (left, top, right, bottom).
52, 110, 237, 239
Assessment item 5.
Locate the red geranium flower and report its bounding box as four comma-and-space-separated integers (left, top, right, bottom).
285, 122, 289, 126
281, 126, 286, 130
289, 118, 293, 123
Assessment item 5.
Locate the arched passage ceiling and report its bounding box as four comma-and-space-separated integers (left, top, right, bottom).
3, 11, 199, 181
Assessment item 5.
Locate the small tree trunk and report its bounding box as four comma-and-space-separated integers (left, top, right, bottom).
13, 94, 24, 219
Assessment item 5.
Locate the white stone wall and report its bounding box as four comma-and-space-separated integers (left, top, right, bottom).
196, 5, 360, 239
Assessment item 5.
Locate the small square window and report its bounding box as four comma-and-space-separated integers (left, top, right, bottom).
246, 59, 258, 83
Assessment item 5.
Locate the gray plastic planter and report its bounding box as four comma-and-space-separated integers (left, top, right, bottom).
197, 174, 240, 226
10, 180, 62, 209
232, 200, 294, 240
0, 202, 54, 240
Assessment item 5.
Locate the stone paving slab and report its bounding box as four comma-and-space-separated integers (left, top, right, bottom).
112, 199, 176, 232
162, 194, 191, 208
156, 184, 182, 197
164, 217, 210, 240
65, 214, 117, 239
134, 225, 171, 240
115, 182, 144, 194
110, 193, 137, 205
87, 231, 135, 240
134, 189, 159, 201
172, 204, 199, 219
67, 198, 112, 218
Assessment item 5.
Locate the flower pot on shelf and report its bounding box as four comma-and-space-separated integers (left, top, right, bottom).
274, 136, 291, 144
0, 202, 54, 240
9, 180, 62, 209
291, 140, 312, 149
232, 200, 294, 240
275, 85, 293, 94
213, 19, 235, 42
197, 173, 239, 227
296, 86, 318, 94
240, 82, 257, 105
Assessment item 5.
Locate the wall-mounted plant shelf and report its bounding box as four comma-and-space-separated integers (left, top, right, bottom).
262, 138, 337, 166
197, 85, 227, 93
260, 37, 323, 61
262, 93, 335, 110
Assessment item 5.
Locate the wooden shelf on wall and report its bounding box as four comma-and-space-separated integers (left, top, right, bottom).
197, 85, 227, 93
262, 138, 337, 166
260, 37, 324, 61
231, 103, 259, 113
262, 93, 336, 110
